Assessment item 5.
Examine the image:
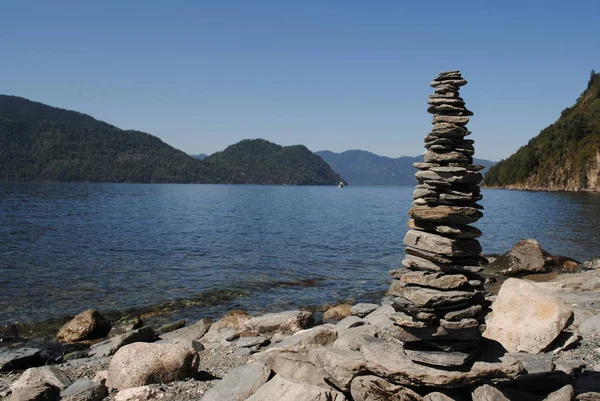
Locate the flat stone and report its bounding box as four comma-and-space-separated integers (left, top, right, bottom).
265, 326, 337, 353
201, 362, 271, 401
235, 336, 268, 348
554, 360, 585, 376
483, 278, 573, 353
350, 303, 379, 318
388, 285, 481, 308
390, 311, 432, 328
60, 378, 108, 401
579, 314, 600, 335
245, 374, 345, 401
335, 316, 366, 334
408, 219, 482, 239
409, 205, 483, 224
244, 310, 314, 334
308, 347, 366, 391
424, 150, 472, 164
404, 349, 470, 367
88, 326, 157, 358
444, 305, 482, 321
430, 79, 467, 87
427, 98, 464, 106
440, 318, 479, 330
404, 249, 487, 270
0, 348, 44, 371
398, 271, 468, 290
428, 104, 472, 115
11, 366, 71, 392
403, 230, 482, 256
160, 318, 211, 341
361, 339, 522, 388
350, 375, 423, 401
433, 115, 470, 125
324, 304, 352, 321
472, 384, 510, 401
332, 325, 378, 351
413, 162, 440, 169
8, 382, 60, 401
156, 320, 186, 335
264, 352, 329, 387
415, 169, 482, 185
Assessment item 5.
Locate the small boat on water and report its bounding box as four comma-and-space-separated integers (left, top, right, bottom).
338, 181, 344, 188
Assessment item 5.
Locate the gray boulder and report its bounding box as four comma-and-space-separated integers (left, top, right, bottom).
308, 347, 366, 392
60, 379, 108, 401
201, 363, 271, 401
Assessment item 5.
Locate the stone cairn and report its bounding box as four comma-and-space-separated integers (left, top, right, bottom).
388, 70, 489, 367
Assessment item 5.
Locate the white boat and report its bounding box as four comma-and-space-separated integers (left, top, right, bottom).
338, 181, 344, 188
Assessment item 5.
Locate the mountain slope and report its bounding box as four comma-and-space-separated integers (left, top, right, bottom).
484, 71, 600, 191
204, 139, 343, 185
0, 95, 341, 185
0, 95, 209, 183
316, 150, 495, 186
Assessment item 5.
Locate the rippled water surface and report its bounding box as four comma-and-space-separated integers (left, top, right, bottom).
1, 183, 599, 325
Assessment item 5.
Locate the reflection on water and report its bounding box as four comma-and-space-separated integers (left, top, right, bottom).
0, 183, 599, 325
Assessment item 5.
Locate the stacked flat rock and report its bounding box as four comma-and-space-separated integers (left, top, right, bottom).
388, 71, 489, 368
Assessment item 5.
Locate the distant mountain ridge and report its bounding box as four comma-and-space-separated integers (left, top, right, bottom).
484, 70, 600, 191
0, 95, 341, 185
316, 149, 495, 186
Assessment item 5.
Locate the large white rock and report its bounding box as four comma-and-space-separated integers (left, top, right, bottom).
483, 279, 573, 353
107, 342, 199, 390
201, 363, 271, 401
246, 374, 346, 401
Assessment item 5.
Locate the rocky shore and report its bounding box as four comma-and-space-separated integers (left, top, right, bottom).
1, 251, 599, 400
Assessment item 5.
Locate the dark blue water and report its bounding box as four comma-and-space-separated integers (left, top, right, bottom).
1, 183, 599, 325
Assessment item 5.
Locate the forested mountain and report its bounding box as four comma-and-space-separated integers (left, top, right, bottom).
316, 150, 495, 186
484, 71, 600, 191
0, 95, 341, 185
204, 139, 343, 185
191, 153, 208, 160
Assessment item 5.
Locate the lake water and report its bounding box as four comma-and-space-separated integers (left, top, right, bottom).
1, 183, 599, 326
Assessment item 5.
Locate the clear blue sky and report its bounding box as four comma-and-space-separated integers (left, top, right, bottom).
2, 1, 599, 161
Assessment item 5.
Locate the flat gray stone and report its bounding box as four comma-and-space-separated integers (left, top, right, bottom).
160, 318, 211, 341
388, 285, 481, 308
404, 349, 470, 367
0, 348, 43, 371
335, 316, 366, 334
400, 254, 485, 274
444, 305, 482, 321
396, 271, 468, 290
361, 339, 522, 388
8, 382, 60, 401
409, 205, 483, 225
246, 374, 345, 401
308, 347, 366, 391
403, 230, 482, 257
472, 384, 510, 401
201, 363, 271, 401
60, 379, 108, 401
88, 326, 157, 358
11, 366, 71, 392
350, 303, 379, 318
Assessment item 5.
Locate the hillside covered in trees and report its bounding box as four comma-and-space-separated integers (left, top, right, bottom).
317, 150, 495, 186
0, 95, 342, 185
484, 71, 600, 191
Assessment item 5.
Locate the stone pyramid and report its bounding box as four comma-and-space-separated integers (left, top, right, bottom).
388, 70, 489, 367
